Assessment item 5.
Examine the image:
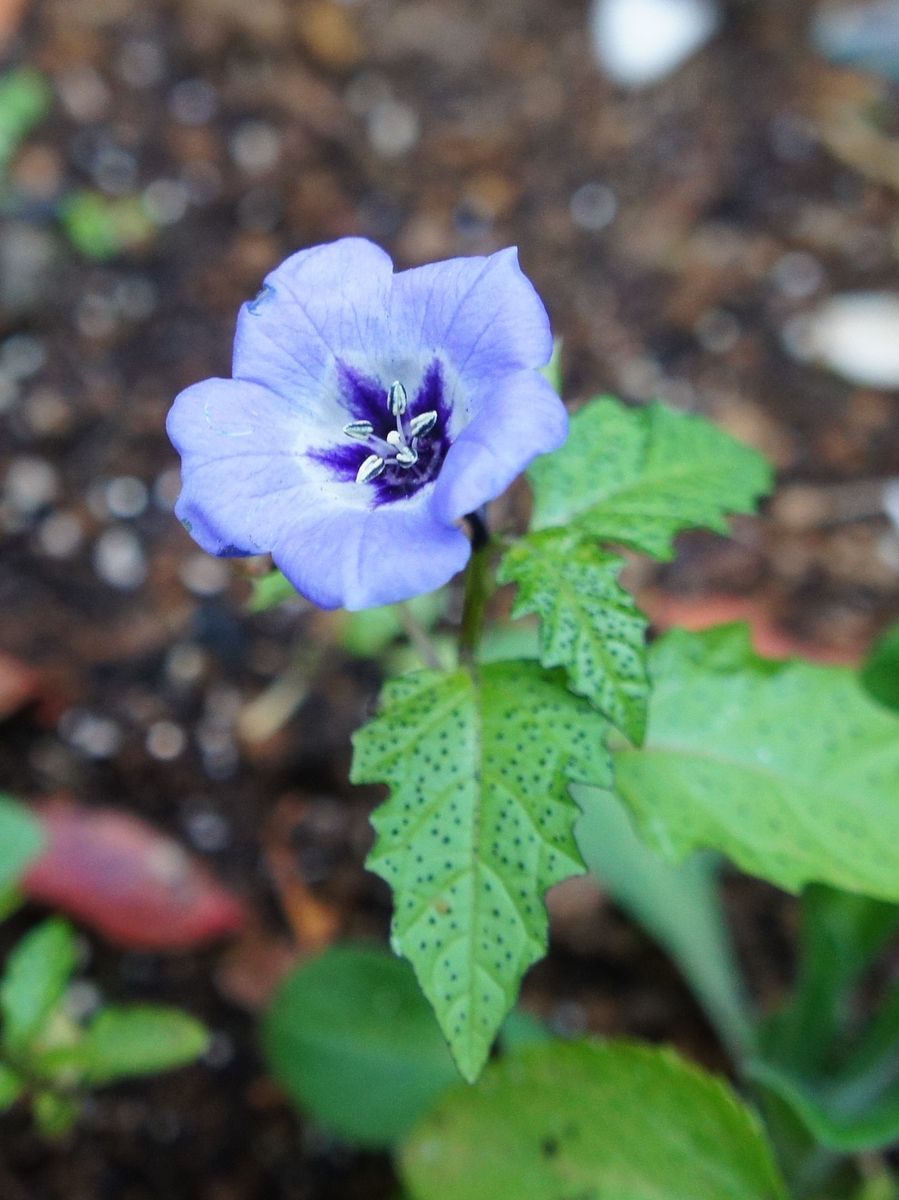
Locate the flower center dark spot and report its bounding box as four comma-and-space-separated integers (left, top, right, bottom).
308, 359, 453, 506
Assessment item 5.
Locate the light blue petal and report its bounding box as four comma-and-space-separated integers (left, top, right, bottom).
233, 238, 394, 409
432, 371, 568, 523
167, 377, 324, 556
390, 248, 553, 392
271, 497, 471, 611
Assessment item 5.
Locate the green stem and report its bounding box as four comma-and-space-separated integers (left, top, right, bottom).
459, 540, 491, 667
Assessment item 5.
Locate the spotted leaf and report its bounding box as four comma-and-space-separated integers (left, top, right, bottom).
615, 624, 899, 900
352, 662, 611, 1081
499, 530, 649, 743
528, 397, 772, 558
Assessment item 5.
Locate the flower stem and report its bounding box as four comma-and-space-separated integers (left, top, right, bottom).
459, 539, 491, 667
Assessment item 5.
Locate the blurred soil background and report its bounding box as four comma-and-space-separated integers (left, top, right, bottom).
1, 0, 899, 1195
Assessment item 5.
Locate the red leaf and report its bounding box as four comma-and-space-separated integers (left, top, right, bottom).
22, 801, 246, 950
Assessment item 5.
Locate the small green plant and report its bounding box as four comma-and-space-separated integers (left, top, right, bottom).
168, 242, 899, 1199
0, 795, 208, 1137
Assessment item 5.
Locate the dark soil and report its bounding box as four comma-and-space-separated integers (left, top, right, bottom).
1, 0, 898, 1195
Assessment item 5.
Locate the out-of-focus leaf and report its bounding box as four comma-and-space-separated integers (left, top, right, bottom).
58, 1006, 208, 1084
0, 917, 78, 1054
0, 67, 51, 175
0, 793, 44, 892
0, 1062, 24, 1110
59, 190, 153, 260
401, 1040, 788, 1200
247, 568, 298, 613
861, 622, 899, 713
261, 944, 459, 1147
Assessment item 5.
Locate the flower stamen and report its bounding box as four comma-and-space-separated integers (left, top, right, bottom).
356, 454, 387, 484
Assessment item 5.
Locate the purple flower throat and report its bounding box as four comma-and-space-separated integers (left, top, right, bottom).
310, 358, 452, 507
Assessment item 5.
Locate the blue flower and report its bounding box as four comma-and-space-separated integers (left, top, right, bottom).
166, 238, 566, 610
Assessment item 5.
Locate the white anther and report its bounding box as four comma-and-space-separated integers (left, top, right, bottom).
386, 430, 405, 449
395, 446, 418, 467
356, 454, 386, 484
343, 420, 375, 441
387, 380, 408, 416
409, 410, 438, 438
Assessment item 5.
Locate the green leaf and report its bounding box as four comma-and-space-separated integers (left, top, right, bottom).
344, 590, 447, 658
0, 67, 51, 175
613, 624, 899, 900
861, 622, 899, 714
0, 918, 78, 1055
59, 190, 153, 261
247, 568, 298, 613
261, 944, 459, 1147
0, 1062, 24, 1111
66, 1006, 208, 1084
574, 786, 752, 1057
353, 662, 611, 1081
0, 793, 44, 891
499, 531, 649, 743
528, 397, 772, 557
401, 1040, 788, 1200
32, 1090, 79, 1138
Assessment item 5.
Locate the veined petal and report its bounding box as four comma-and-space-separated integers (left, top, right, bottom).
271, 498, 471, 611
233, 238, 394, 410
432, 371, 568, 523
390, 248, 553, 393
167, 377, 318, 556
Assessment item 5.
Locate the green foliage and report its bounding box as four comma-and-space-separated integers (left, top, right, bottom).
0, 68, 51, 176
0, 918, 78, 1055
353, 661, 611, 1081
748, 887, 899, 1152
612, 624, 899, 900
500, 398, 770, 745
248, 568, 298, 613
499, 532, 648, 743
861, 622, 899, 714
0, 793, 44, 891
58, 1006, 209, 1084
527, 398, 772, 556
0, 1063, 24, 1111
0, 918, 207, 1133
261, 944, 459, 1146
574, 786, 752, 1057
401, 1040, 788, 1200
59, 190, 153, 260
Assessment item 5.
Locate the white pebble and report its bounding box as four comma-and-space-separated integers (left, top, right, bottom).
179, 553, 230, 597
589, 0, 719, 87
367, 100, 420, 158
143, 179, 190, 226
785, 292, 899, 390
106, 475, 149, 519
769, 251, 824, 300
570, 182, 617, 231
146, 720, 187, 761
4, 456, 58, 513
93, 526, 147, 590
164, 643, 207, 687
229, 122, 281, 174
60, 708, 123, 759
37, 511, 83, 558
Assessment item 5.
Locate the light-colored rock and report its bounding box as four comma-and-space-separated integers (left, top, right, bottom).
785, 292, 899, 390
589, 0, 719, 87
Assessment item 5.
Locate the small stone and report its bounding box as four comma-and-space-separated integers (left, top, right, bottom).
106, 476, 149, 519
92, 527, 147, 590
784, 292, 899, 390
589, 0, 719, 87
570, 182, 617, 231
229, 122, 281, 174
143, 179, 190, 226
164, 643, 208, 687
146, 721, 187, 761
769, 251, 824, 300
4, 456, 58, 514
367, 100, 420, 158
179, 553, 230, 596
59, 708, 123, 759
117, 38, 166, 89
37, 511, 83, 558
